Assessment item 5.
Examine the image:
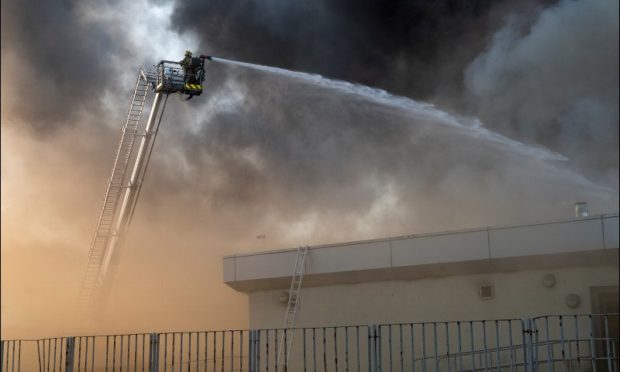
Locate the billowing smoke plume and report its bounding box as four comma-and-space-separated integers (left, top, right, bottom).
170, 0, 553, 99
464, 0, 619, 187
1, 0, 617, 338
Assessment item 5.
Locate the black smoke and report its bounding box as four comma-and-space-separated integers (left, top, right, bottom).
170, 0, 618, 186
0, 0, 133, 134
170, 0, 551, 99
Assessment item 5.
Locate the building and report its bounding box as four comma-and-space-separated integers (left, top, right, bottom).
224, 213, 618, 328
223, 213, 619, 371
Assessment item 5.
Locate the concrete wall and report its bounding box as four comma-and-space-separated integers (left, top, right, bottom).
249, 265, 619, 328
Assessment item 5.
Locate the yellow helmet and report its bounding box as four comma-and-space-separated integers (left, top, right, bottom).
185, 50, 192, 57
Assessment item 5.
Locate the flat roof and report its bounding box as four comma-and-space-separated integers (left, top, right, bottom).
223, 214, 619, 292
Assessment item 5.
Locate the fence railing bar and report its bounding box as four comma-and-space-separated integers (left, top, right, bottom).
422, 323, 427, 372
433, 323, 438, 372
574, 316, 580, 367
470, 321, 476, 372
344, 327, 349, 372
302, 328, 306, 372
356, 327, 360, 372
141, 334, 145, 372
48, 338, 52, 372
322, 328, 327, 372
18, 341, 22, 372
113, 335, 118, 372
399, 324, 404, 372
105, 336, 109, 372
312, 328, 316, 372
605, 315, 613, 372
482, 321, 489, 372
495, 320, 501, 371
445, 322, 451, 372
544, 317, 552, 372
410, 324, 415, 372
120, 334, 124, 372
334, 327, 338, 372
508, 320, 515, 372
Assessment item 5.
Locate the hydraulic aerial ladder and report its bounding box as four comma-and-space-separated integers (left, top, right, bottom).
77, 53, 211, 316
277, 245, 309, 368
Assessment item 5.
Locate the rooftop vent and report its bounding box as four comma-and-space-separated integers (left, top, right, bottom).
574, 202, 589, 218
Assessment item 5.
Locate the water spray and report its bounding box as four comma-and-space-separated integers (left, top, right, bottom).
211, 57, 568, 162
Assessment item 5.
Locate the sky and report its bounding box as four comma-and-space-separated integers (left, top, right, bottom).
1, 0, 618, 338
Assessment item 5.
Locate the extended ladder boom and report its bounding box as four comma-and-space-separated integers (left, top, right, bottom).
77, 53, 211, 318
77, 68, 166, 315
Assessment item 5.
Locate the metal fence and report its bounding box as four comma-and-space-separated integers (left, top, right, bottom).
2, 314, 618, 371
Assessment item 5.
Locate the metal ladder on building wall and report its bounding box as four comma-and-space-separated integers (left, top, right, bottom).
77, 70, 155, 314
277, 245, 309, 368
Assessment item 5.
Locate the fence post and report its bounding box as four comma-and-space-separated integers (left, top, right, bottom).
0, 340, 4, 371
65, 337, 76, 372
249, 330, 259, 372
368, 325, 374, 372
522, 319, 536, 372
377, 325, 382, 372
248, 330, 252, 372
149, 333, 160, 372
368, 325, 382, 372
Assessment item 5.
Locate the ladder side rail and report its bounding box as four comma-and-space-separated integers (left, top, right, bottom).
289, 246, 308, 316
96, 93, 168, 305
286, 249, 302, 307
83, 77, 145, 253
78, 73, 150, 309
81, 115, 145, 242
98, 74, 149, 217
285, 247, 303, 322
97, 93, 167, 295
288, 247, 308, 324
285, 246, 309, 366
120, 94, 169, 235
77, 72, 150, 310
278, 245, 309, 367
84, 74, 149, 260
277, 246, 303, 366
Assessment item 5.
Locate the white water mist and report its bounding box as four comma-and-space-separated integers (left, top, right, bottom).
212, 57, 568, 162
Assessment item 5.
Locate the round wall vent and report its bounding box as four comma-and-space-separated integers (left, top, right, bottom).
279, 291, 289, 304
542, 273, 556, 288
565, 293, 581, 309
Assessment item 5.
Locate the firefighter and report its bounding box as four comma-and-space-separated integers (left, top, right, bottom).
181, 51, 197, 83
181, 51, 197, 99
180, 50, 193, 69
180, 51, 211, 100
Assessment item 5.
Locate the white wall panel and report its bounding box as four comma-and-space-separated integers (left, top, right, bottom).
391, 230, 489, 267
306, 241, 391, 274
235, 250, 297, 281
603, 216, 619, 249
223, 256, 236, 282
489, 219, 603, 258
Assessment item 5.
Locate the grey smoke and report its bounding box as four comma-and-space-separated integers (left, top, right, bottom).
148, 63, 615, 245
464, 0, 619, 187
0, 0, 133, 133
